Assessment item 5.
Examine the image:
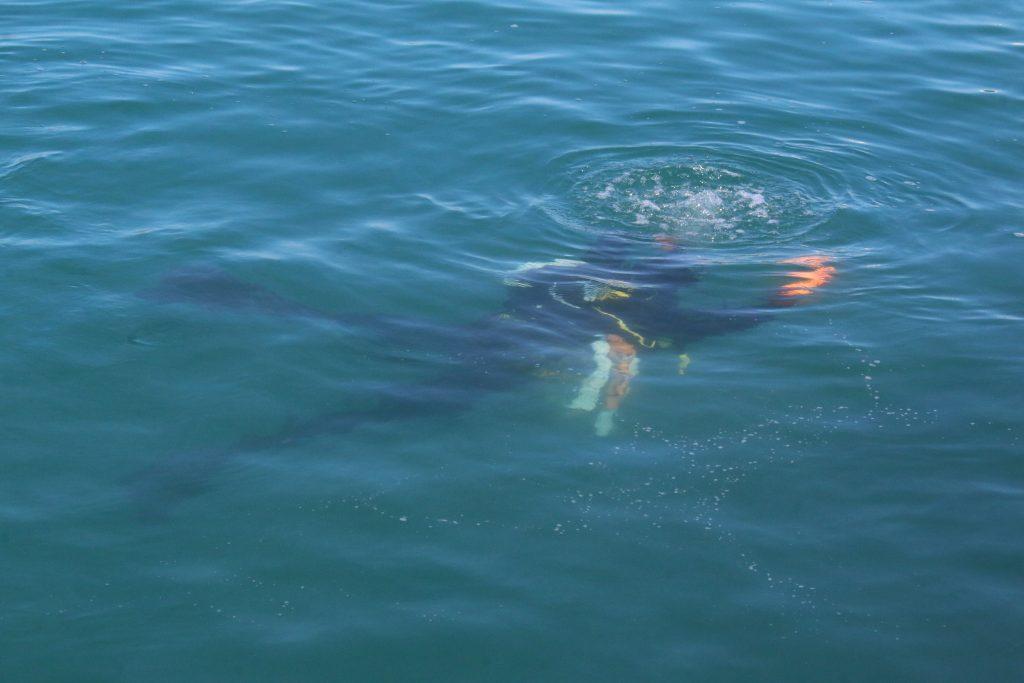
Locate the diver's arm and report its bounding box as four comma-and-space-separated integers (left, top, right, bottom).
656, 256, 836, 343
653, 306, 768, 343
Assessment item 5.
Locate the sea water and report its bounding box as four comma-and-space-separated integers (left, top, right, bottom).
2, 0, 1023, 679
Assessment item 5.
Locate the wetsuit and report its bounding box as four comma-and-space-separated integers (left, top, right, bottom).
498, 236, 829, 434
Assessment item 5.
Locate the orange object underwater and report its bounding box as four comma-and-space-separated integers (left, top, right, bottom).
778, 255, 836, 297
603, 334, 637, 411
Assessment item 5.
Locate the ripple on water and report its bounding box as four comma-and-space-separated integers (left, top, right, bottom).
545, 146, 841, 248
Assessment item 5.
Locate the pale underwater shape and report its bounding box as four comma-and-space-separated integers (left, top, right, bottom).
568, 338, 613, 412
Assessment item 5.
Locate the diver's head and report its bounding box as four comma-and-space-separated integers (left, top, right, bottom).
654, 233, 678, 251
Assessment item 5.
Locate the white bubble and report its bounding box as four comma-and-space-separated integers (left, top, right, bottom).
567, 156, 829, 245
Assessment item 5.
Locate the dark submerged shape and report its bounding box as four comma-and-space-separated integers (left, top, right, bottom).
131, 234, 826, 513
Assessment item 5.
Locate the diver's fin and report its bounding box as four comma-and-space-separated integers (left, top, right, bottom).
139, 265, 334, 321
139, 265, 483, 350
125, 358, 525, 517
122, 446, 230, 520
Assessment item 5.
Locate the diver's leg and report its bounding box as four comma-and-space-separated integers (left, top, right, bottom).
140, 264, 495, 353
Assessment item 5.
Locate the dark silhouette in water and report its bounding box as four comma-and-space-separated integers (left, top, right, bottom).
130, 235, 834, 514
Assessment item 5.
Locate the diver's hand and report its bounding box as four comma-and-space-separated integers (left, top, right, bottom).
775, 255, 836, 302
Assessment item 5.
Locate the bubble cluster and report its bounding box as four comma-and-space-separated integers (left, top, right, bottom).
583, 163, 823, 245
547, 147, 839, 247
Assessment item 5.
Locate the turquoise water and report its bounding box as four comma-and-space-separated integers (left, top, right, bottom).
3, 0, 1023, 679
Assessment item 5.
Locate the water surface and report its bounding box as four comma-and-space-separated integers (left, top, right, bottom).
2, 0, 1023, 679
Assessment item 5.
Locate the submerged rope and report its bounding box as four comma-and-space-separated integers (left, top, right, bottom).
593, 308, 656, 348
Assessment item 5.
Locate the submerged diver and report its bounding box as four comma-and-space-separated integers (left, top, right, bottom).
146, 232, 834, 439
132, 232, 834, 512
497, 235, 834, 434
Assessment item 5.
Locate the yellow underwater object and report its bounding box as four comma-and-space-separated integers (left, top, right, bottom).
593, 307, 656, 348
677, 353, 691, 375
595, 288, 630, 301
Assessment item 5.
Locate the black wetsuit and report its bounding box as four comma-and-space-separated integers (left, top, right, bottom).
131, 238, 796, 513
500, 239, 778, 352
